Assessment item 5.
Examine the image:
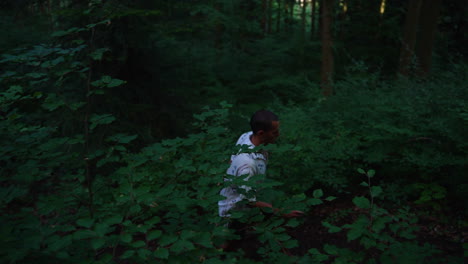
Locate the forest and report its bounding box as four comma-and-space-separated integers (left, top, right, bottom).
0, 0, 467, 263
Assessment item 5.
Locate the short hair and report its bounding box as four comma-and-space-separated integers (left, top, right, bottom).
250, 110, 279, 134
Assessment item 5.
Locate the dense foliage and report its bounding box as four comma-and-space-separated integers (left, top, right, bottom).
1, 0, 466, 263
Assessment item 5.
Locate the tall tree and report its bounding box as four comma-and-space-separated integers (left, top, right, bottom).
398, 0, 422, 76
301, 0, 308, 39
321, 0, 334, 96
262, 0, 267, 33
416, 0, 442, 76
310, 0, 316, 39
276, 0, 282, 32
267, 0, 273, 34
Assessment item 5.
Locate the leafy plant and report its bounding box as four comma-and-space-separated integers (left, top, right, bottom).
313, 169, 442, 264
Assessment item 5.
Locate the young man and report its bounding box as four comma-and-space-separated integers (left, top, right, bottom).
218, 110, 302, 218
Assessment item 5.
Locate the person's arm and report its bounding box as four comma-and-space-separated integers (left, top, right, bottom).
234, 156, 304, 218
250, 201, 304, 218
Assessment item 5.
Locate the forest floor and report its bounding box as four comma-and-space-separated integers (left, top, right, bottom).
226, 197, 467, 263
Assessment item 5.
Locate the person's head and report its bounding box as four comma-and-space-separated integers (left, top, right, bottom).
250, 110, 280, 145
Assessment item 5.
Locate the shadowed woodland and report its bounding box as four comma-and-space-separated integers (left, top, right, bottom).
0, 0, 467, 263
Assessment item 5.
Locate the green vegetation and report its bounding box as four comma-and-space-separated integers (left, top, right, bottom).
1, 0, 466, 263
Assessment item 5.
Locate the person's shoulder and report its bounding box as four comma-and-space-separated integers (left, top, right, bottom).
235, 131, 253, 146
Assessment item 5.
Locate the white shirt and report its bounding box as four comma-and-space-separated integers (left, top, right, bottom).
218, 132, 267, 217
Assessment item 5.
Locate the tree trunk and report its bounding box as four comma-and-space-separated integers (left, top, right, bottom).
318, 0, 323, 37
277, 0, 282, 32
267, 0, 273, 34
398, 0, 422, 76
337, 0, 348, 38
379, 0, 386, 16
262, 0, 267, 34
416, 0, 442, 76
321, 0, 334, 96
214, 2, 223, 49
310, 0, 316, 39
302, 0, 308, 40
290, 0, 294, 23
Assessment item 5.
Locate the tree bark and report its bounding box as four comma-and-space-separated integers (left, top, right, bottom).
321, 0, 334, 96
310, 0, 316, 39
318, 0, 323, 37
267, 0, 273, 34
416, 0, 442, 76
214, 2, 223, 49
398, 0, 422, 76
262, 0, 267, 34
277, 0, 282, 32
302, 0, 308, 40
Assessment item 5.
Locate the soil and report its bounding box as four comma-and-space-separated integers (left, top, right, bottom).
227, 197, 467, 263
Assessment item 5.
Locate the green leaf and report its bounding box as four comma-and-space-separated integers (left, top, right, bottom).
121, 233, 132, 243
372, 216, 392, 233
352, 196, 371, 209
137, 248, 151, 260
33, 91, 43, 98
282, 239, 298, 249
73, 230, 96, 240
48, 235, 72, 251
360, 236, 377, 249
89, 114, 115, 130
102, 75, 112, 83
42, 93, 65, 111
307, 198, 323, 206
357, 168, 366, 174
97, 254, 113, 263
147, 230, 162, 241
121, 250, 134, 259
308, 248, 329, 262
131, 241, 146, 248
367, 170, 376, 178
107, 134, 138, 144
275, 233, 291, 241
107, 78, 126, 88
360, 181, 369, 187
114, 145, 126, 152
347, 226, 364, 241
370, 186, 383, 198
313, 189, 324, 198
69, 102, 85, 110
286, 218, 300, 227
104, 216, 122, 226
76, 218, 94, 228
51, 56, 65, 66
91, 75, 126, 88
322, 222, 342, 233
170, 239, 195, 253
346, 216, 370, 241
292, 193, 307, 202
159, 235, 178, 246
95, 223, 111, 237
26, 72, 47, 79
90, 48, 109, 60
154, 247, 169, 259
323, 244, 339, 255
145, 216, 161, 226
91, 238, 106, 250
87, 89, 104, 96
325, 196, 336, 201
195, 232, 213, 248
180, 230, 196, 240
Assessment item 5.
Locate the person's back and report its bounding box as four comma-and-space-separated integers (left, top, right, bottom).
218, 110, 280, 217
